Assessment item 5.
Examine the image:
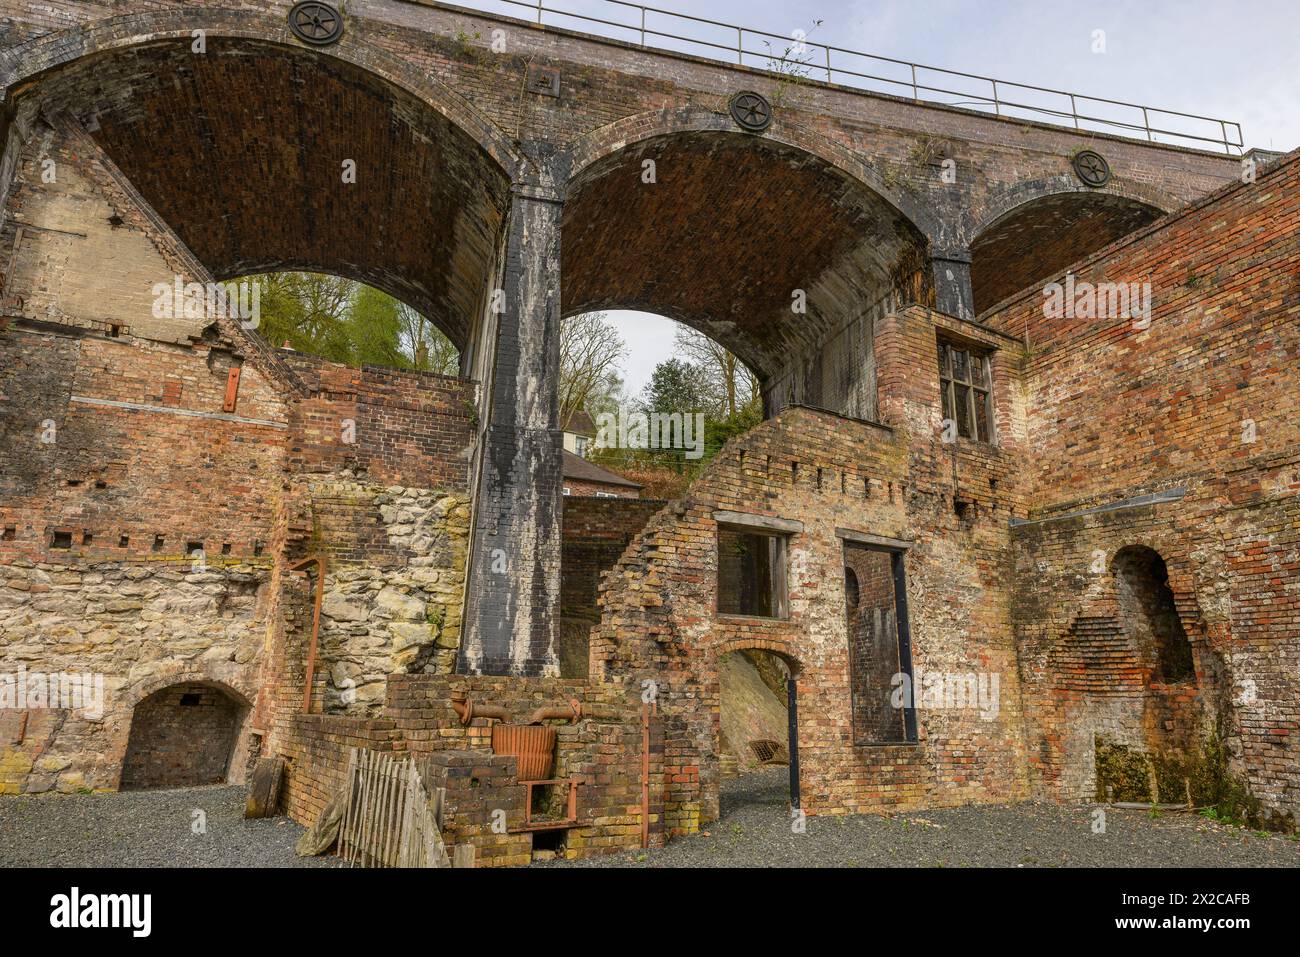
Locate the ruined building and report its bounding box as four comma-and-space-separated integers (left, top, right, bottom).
0, 1, 1295, 863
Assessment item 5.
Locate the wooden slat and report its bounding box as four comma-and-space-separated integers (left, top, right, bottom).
334, 747, 450, 869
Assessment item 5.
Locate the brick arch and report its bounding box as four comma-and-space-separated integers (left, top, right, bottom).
5, 17, 519, 349
566, 107, 940, 239
108, 666, 257, 790
0, 10, 522, 177
968, 176, 1177, 315
561, 107, 935, 381
715, 638, 803, 678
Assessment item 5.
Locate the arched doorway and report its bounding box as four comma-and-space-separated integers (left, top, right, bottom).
1112, 545, 1196, 685
120, 682, 250, 790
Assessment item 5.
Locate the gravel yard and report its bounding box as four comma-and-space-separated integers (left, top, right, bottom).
2, 772, 1295, 868
550, 768, 1300, 868
0, 785, 336, 868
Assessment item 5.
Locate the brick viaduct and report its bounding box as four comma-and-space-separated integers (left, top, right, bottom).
1, 1, 1295, 846
0, 0, 1245, 675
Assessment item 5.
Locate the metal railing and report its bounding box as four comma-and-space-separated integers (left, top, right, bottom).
429, 0, 1244, 154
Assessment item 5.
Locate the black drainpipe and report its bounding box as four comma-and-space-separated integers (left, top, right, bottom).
787, 677, 801, 809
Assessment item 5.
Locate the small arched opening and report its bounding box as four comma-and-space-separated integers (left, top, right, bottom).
120, 682, 251, 790
1112, 545, 1196, 684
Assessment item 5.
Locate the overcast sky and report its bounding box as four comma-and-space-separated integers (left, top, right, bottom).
512, 0, 1299, 396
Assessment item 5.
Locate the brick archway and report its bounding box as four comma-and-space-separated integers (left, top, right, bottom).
119, 681, 252, 791
968, 176, 1176, 315
109, 669, 257, 790
715, 637, 804, 678
0, 10, 522, 177
565, 107, 941, 240
561, 108, 935, 388
1, 13, 521, 349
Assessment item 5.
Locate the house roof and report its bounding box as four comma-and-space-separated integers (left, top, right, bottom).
564, 409, 597, 436
561, 450, 642, 488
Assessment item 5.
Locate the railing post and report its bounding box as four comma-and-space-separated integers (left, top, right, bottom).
737, 27, 743, 64
991, 79, 1000, 115
1220, 120, 1229, 154
910, 63, 918, 102
1142, 106, 1152, 141
640, 6, 646, 47
1070, 94, 1079, 129
536, 0, 543, 24
825, 45, 832, 83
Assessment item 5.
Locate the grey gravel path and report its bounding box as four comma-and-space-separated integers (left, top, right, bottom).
549, 768, 1300, 868
3, 774, 1296, 868
0, 785, 338, 868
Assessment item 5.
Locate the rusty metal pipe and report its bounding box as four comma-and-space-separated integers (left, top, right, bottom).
525, 699, 582, 725
288, 554, 326, 715
641, 699, 655, 849
450, 696, 510, 725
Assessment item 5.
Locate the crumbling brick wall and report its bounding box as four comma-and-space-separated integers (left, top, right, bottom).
590, 388, 1031, 830
987, 150, 1300, 824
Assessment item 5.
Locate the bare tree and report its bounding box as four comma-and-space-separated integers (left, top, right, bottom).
559, 312, 626, 429
397, 301, 459, 375
673, 325, 759, 418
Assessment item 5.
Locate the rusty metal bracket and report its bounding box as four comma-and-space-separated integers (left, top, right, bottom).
288, 554, 326, 714
514, 775, 585, 832
222, 364, 242, 413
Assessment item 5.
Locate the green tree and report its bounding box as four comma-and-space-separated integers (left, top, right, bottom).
245, 271, 459, 373
640, 357, 712, 414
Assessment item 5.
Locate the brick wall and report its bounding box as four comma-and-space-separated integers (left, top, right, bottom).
987, 152, 1300, 823
284, 354, 476, 490
119, 682, 247, 790
590, 391, 1030, 831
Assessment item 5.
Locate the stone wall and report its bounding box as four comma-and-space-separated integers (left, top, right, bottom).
306, 481, 472, 714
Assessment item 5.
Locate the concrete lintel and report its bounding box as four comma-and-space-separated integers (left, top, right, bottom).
835, 528, 914, 550
70, 395, 287, 429
1009, 486, 1188, 527
714, 511, 804, 535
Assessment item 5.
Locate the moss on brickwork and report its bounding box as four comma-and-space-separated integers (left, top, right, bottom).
1095, 720, 1292, 832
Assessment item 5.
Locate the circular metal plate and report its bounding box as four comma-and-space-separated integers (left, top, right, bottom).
1071, 149, 1111, 187
289, 2, 344, 46
729, 91, 773, 133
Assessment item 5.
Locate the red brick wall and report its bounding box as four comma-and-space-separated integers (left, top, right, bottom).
987, 152, 1300, 822
284, 354, 476, 490
560, 496, 665, 620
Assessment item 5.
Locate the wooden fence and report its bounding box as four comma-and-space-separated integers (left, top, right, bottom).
337, 747, 451, 868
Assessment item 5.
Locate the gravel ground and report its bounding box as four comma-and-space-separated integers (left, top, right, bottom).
549, 768, 1300, 868
3, 773, 1296, 868
0, 785, 337, 868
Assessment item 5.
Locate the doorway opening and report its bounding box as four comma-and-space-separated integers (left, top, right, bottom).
843, 540, 918, 745
718, 648, 799, 817
120, 682, 250, 790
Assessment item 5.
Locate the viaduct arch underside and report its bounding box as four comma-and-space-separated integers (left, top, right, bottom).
18, 38, 513, 351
